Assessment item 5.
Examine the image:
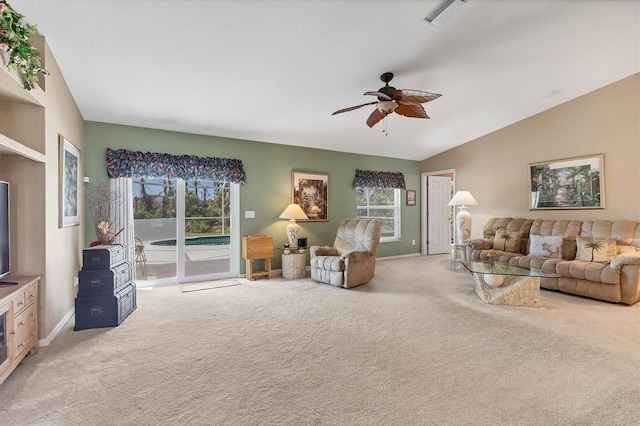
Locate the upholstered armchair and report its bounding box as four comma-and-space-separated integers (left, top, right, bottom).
310, 218, 382, 288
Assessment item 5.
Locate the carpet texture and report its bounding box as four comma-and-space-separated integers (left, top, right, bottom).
0, 255, 638, 425
180, 279, 241, 293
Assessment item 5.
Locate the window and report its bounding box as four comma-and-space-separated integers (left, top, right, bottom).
131, 178, 236, 283
356, 187, 401, 242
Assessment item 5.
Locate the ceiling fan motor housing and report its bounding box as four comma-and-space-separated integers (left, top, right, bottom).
378, 72, 396, 100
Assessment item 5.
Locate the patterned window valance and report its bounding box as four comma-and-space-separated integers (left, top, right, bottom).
353, 169, 406, 189
105, 148, 247, 184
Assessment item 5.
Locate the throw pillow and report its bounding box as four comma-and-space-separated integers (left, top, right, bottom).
493, 228, 523, 253
575, 236, 617, 262
528, 234, 563, 258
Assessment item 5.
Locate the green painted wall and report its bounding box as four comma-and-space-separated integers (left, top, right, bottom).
84, 121, 422, 272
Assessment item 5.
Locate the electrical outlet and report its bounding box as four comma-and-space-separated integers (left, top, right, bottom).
412, 240, 416, 245
245, 211, 255, 218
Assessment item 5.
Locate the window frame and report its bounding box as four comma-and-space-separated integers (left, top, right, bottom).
355, 187, 401, 243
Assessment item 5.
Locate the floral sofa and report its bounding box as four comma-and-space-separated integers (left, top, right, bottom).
467, 218, 640, 305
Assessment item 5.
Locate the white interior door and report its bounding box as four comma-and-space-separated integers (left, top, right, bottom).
427, 175, 452, 254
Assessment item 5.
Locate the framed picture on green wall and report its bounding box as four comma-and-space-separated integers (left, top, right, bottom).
292, 171, 329, 221
406, 190, 416, 206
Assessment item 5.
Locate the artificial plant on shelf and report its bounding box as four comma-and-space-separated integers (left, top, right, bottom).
0, 0, 49, 90
86, 183, 124, 247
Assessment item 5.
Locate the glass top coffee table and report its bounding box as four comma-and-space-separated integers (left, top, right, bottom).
460, 260, 560, 307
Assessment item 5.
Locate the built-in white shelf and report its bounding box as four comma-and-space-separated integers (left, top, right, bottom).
0, 134, 45, 163
0, 60, 44, 106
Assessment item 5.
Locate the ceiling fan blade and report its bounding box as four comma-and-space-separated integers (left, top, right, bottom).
366, 109, 386, 128
395, 103, 430, 119
364, 91, 392, 101
332, 101, 378, 115
395, 89, 442, 105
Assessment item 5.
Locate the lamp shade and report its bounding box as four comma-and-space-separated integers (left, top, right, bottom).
447, 191, 478, 244
376, 101, 399, 114
279, 204, 308, 220
447, 191, 478, 207
279, 204, 308, 247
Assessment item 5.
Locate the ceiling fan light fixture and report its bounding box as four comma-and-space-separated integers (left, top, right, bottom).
377, 100, 398, 114
424, 0, 467, 27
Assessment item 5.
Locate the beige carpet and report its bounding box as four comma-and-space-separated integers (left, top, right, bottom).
0, 255, 638, 425
180, 279, 242, 293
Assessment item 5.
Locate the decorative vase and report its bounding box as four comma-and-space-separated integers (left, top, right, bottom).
484, 274, 504, 287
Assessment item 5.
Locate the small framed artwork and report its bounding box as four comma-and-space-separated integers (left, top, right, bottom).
529, 154, 604, 210
406, 189, 416, 206
292, 171, 329, 221
59, 135, 80, 227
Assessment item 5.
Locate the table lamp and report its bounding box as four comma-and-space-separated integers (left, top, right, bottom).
447, 191, 478, 244
279, 203, 308, 247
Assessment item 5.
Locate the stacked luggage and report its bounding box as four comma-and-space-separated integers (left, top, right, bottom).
74, 244, 137, 331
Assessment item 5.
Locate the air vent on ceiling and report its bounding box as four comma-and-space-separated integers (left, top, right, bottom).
424, 0, 467, 27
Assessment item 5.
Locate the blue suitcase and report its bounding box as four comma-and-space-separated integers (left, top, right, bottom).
74, 282, 137, 330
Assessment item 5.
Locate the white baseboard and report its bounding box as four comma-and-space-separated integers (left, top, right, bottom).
377, 253, 422, 261
38, 307, 74, 347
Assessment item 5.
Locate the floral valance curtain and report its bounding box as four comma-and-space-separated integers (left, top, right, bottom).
105, 148, 247, 184
353, 169, 406, 189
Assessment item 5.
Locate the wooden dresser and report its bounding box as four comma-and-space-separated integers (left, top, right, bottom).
0, 276, 39, 385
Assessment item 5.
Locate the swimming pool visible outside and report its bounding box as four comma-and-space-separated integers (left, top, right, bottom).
150, 235, 230, 246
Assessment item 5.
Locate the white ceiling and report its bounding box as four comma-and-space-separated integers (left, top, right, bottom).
9, 0, 640, 161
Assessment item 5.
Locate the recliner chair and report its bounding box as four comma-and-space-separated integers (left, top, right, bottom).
310, 218, 382, 288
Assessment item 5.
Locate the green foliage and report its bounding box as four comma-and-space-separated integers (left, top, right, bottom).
356, 187, 397, 237
133, 179, 231, 236
584, 239, 603, 262
356, 188, 394, 206
501, 232, 514, 244
0, 1, 49, 90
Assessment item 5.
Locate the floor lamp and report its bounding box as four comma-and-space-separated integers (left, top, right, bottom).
447, 191, 478, 245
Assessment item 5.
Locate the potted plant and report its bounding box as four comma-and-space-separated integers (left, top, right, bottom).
86, 183, 124, 246
0, 1, 49, 90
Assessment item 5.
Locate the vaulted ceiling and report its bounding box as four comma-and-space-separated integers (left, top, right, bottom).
9, 1, 640, 161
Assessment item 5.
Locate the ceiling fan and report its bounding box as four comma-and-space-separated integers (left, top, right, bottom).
332, 72, 442, 128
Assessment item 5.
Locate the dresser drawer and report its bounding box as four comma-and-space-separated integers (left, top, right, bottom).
13, 329, 36, 361
13, 302, 36, 335
12, 289, 26, 314
0, 276, 40, 386
12, 303, 36, 360
11, 282, 36, 315
24, 283, 37, 307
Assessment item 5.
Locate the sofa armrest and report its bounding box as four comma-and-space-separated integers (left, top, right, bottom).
610, 253, 640, 270
342, 251, 376, 288
468, 239, 493, 250
341, 250, 374, 262
310, 246, 338, 257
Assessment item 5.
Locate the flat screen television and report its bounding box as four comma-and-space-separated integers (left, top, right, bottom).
0, 181, 10, 281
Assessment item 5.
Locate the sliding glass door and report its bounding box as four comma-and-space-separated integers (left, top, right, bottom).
132, 177, 239, 286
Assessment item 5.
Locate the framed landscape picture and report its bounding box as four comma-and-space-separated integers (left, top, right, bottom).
529, 154, 604, 210
291, 171, 329, 221
59, 135, 80, 227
